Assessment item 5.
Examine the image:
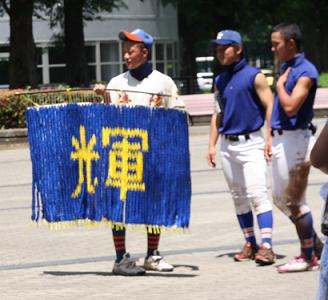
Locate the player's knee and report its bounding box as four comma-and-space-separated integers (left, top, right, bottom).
273, 196, 289, 215
286, 204, 301, 218
251, 197, 272, 215
287, 203, 310, 219
231, 194, 249, 214
235, 202, 252, 215
247, 186, 270, 214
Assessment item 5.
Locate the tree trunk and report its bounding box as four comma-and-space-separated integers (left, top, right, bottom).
64, 0, 89, 87
9, 0, 38, 89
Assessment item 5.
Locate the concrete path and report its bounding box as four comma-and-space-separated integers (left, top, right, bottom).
0, 118, 327, 300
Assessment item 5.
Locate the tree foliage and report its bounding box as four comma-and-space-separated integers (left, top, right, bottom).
1, 0, 328, 88
40, 0, 126, 87
0, 0, 126, 88
166, 0, 328, 74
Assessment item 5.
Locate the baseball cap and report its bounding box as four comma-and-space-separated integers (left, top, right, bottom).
212, 30, 242, 46
119, 28, 154, 49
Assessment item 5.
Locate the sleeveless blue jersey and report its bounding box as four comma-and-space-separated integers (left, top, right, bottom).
271, 53, 319, 130
215, 58, 264, 135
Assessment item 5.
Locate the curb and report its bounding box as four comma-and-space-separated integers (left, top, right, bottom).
0, 128, 28, 146
0, 128, 27, 138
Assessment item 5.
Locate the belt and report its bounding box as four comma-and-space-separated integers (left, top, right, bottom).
271, 123, 317, 137
223, 133, 250, 142
270, 129, 283, 137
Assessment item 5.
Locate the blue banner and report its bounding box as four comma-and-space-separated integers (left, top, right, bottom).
26, 104, 191, 229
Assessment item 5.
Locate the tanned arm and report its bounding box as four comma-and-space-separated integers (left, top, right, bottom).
276, 67, 314, 117
254, 72, 274, 161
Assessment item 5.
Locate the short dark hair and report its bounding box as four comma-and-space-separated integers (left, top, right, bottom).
272, 23, 302, 51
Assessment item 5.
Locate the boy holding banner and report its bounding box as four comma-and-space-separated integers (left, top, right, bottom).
94, 28, 184, 276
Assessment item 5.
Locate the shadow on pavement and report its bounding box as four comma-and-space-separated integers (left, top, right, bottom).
43, 270, 199, 278
172, 264, 199, 271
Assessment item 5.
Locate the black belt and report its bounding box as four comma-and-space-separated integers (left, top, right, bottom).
270, 129, 283, 137
223, 133, 250, 142
271, 123, 317, 137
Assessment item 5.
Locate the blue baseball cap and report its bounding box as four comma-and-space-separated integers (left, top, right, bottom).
212, 30, 242, 46
119, 28, 154, 49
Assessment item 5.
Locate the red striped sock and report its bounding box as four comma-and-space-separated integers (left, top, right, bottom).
112, 228, 126, 262
147, 232, 160, 258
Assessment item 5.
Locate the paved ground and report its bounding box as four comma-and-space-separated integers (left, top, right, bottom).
0, 118, 327, 300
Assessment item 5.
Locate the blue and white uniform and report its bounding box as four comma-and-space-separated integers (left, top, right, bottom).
271, 53, 319, 216
215, 58, 273, 248
216, 58, 265, 135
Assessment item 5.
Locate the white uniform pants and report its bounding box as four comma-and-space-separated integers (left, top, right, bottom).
271, 129, 315, 217
220, 130, 272, 215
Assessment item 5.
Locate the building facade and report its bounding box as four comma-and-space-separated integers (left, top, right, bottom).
0, 0, 179, 87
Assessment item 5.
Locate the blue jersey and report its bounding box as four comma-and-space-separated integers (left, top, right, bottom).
271, 53, 319, 130
215, 58, 265, 135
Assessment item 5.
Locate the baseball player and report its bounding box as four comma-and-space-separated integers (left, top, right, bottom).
270, 23, 323, 273
94, 28, 184, 276
207, 29, 275, 265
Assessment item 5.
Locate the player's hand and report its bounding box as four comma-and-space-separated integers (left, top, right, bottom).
264, 137, 272, 162
93, 84, 106, 96
277, 67, 290, 88
207, 146, 217, 168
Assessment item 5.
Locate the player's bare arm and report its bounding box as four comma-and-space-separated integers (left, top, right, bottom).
311, 123, 328, 174
276, 67, 314, 116
254, 72, 273, 161
207, 112, 221, 168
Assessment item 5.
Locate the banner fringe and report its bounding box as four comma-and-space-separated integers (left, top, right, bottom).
39, 218, 190, 234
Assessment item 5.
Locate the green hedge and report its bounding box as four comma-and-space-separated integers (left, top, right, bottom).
0, 94, 29, 129
0, 89, 103, 129
319, 72, 328, 88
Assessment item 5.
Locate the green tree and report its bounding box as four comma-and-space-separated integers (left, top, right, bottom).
275, 0, 328, 72
63, 0, 89, 87
164, 0, 262, 76
0, 0, 126, 88
241, 0, 328, 72
43, 0, 125, 87
1, 0, 39, 89
165, 0, 328, 75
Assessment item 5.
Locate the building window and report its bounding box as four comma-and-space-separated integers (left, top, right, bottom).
86, 45, 96, 82
88, 66, 96, 83
49, 46, 65, 65
47, 45, 66, 84
37, 40, 179, 86
156, 44, 164, 61
101, 43, 119, 62
100, 42, 121, 82
49, 67, 66, 84
46, 45, 97, 84
154, 42, 178, 77
0, 46, 10, 86
101, 65, 120, 82
0, 46, 43, 86
86, 45, 96, 63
